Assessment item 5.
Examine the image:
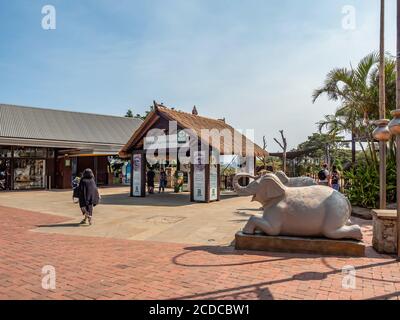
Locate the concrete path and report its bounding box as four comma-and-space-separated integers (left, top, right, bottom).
0, 187, 260, 245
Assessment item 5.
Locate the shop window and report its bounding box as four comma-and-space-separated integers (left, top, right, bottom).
0, 159, 11, 190
35, 148, 47, 158
0, 147, 12, 158
13, 159, 46, 190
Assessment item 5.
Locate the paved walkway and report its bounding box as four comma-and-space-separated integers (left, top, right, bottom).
0, 188, 257, 245
1, 205, 399, 300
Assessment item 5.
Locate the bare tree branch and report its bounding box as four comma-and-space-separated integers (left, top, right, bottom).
274, 130, 288, 173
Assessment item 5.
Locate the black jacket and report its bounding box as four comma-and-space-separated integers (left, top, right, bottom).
78, 178, 99, 208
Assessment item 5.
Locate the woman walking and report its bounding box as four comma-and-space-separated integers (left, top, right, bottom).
78, 168, 100, 225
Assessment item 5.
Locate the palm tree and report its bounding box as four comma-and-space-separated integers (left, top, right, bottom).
313, 53, 380, 164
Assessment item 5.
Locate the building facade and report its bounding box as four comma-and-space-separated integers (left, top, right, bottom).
0, 104, 142, 191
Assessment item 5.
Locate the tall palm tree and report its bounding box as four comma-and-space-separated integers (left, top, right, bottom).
313, 53, 380, 164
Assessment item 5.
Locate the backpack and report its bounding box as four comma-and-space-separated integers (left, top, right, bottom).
318, 170, 327, 181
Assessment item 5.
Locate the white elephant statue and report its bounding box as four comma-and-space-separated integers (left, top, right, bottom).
275, 171, 317, 187
233, 173, 362, 241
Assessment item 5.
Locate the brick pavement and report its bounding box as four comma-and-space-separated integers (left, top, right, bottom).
0, 205, 399, 300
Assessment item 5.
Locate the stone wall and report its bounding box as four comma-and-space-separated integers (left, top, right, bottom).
372, 210, 398, 254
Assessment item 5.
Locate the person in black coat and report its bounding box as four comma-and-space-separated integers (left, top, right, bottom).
78, 168, 99, 225
147, 167, 155, 194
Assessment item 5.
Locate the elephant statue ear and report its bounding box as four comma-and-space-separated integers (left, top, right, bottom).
257, 175, 286, 200
275, 171, 289, 185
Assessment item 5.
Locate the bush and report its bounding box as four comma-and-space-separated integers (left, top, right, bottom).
344, 160, 397, 208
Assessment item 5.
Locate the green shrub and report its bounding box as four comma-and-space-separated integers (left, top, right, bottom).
344, 160, 397, 208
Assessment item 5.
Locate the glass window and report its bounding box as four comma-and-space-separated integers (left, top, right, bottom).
13, 159, 46, 190
0, 159, 11, 190
0, 147, 12, 158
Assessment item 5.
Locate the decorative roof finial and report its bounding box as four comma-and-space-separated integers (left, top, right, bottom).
192, 106, 198, 115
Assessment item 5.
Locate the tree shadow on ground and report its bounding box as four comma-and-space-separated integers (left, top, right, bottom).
170, 248, 400, 300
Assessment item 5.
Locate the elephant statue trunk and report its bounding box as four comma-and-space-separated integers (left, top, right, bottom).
233, 173, 258, 197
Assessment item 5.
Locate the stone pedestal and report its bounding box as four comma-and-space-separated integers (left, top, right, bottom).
235, 232, 365, 257
372, 210, 398, 254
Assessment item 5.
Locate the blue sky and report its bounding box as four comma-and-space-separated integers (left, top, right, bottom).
0, 0, 397, 151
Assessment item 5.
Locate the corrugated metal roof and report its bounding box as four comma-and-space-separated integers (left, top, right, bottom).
0, 104, 143, 147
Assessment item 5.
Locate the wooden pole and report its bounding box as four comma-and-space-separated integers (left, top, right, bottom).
397, 0, 400, 257
395, 0, 400, 256
379, 0, 387, 209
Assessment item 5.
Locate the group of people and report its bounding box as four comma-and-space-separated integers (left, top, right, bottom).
146, 167, 168, 194
317, 163, 341, 191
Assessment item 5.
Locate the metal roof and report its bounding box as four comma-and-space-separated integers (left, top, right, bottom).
0, 104, 143, 152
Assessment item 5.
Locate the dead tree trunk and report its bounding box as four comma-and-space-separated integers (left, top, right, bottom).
274, 130, 288, 173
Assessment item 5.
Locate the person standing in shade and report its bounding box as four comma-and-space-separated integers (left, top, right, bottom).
159, 168, 167, 193
330, 165, 341, 192
147, 167, 155, 194
317, 163, 330, 186
78, 168, 100, 226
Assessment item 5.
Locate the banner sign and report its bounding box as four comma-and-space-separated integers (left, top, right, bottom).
144, 131, 188, 150
209, 150, 219, 201
132, 154, 142, 196
193, 151, 206, 202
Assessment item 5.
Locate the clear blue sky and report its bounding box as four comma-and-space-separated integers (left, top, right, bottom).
0, 0, 396, 151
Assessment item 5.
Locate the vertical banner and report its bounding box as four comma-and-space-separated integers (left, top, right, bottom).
132, 154, 142, 196
193, 151, 206, 202
209, 149, 219, 201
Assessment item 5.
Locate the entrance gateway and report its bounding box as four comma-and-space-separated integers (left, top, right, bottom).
119, 102, 267, 203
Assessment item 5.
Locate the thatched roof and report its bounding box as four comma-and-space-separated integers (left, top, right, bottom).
120, 102, 267, 157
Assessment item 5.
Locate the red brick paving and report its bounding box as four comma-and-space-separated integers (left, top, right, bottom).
0, 205, 399, 300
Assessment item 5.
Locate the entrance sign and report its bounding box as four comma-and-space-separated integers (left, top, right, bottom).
177, 130, 188, 144
209, 150, 219, 201
132, 154, 142, 196
193, 151, 206, 202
